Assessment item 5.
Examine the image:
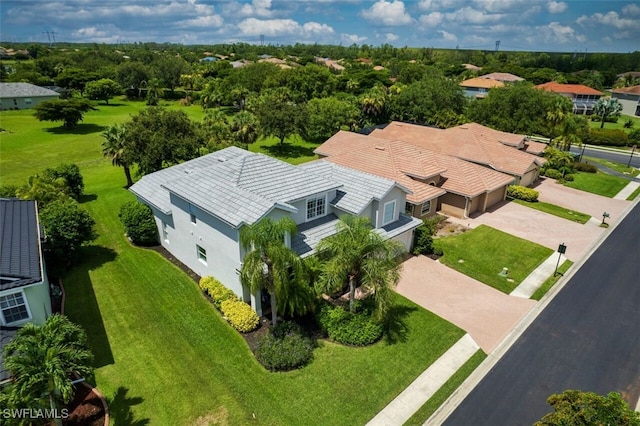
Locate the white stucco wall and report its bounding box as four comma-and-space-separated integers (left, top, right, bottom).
375, 187, 405, 228
0, 280, 51, 327
0, 95, 59, 110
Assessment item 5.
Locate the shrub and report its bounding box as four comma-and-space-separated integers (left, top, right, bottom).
316, 303, 383, 346
199, 276, 240, 309
41, 163, 84, 200
563, 174, 574, 182
572, 162, 598, 173
629, 129, 640, 145
584, 129, 629, 147
118, 201, 157, 246
623, 119, 634, 128
544, 169, 564, 180
507, 185, 539, 202
221, 299, 259, 333
0, 184, 19, 198
412, 224, 434, 255
255, 322, 314, 371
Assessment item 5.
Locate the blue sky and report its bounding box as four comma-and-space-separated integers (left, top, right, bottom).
1, 1, 639, 53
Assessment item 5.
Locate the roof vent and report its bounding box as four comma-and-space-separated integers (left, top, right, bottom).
374, 146, 385, 151
217, 157, 227, 162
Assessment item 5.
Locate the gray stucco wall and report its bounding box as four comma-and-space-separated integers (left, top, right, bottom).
0, 95, 59, 110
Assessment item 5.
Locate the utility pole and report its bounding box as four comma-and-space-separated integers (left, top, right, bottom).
260, 34, 265, 46
43, 31, 51, 47
51, 31, 57, 47
495, 40, 500, 51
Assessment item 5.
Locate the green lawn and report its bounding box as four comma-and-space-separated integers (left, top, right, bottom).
1, 105, 467, 424
433, 225, 553, 293
563, 171, 630, 198
404, 350, 487, 426
588, 114, 640, 133
627, 185, 640, 201
249, 135, 320, 165
531, 260, 574, 301
512, 199, 590, 224
583, 156, 640, 178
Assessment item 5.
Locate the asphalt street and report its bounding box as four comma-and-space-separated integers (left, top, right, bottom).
571, 145, 640, 169
443, 201, 640, 426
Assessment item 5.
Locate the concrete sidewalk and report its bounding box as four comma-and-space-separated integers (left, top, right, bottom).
614, 180, 640, 200
367, 334, 480, 426
510, 253, 567, 298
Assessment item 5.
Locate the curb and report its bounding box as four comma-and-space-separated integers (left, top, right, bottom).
426, 195, 640, 425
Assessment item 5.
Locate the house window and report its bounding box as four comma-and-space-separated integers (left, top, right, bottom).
189, 204, 197, 224
0, 292, 30, 325
421, 200, 431, 215
383, 200, 396, 225
25, 98, 32, 106
405, 202, 412, 215
162, 221, 169, 243
196, 244, 207, 264
306, 195, 326, 220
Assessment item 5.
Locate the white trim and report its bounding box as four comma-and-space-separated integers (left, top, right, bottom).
305, 194, 327, 222
162, 221, 170, 243
421, 200, 431, 215
0, 290, 32, 326
196, 244, 207, 265
382, 200, 396, 226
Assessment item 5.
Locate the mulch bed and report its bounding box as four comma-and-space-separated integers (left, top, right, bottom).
64, 384, 105, 426
146, 244, 201, 284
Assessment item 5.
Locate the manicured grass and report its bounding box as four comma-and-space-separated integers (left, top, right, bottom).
1, 104, 466, 425
531, 260, 574, 301
433, 225, 553, 294
588, 114, 640, 133
249, 135, 320, 165
583, 156, 640, 178
563, 171, 630, 198
512, 199, 591, 224
627, 185, 640, 201
404, 350, 487, 426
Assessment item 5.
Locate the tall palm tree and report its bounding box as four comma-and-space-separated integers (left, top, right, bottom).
316, 215, 405, 318
4, 315, 94, 426
593, 97, 623, 129
240, 217, 310, 326
230, 111, 259, 145
102, 124, 133, 187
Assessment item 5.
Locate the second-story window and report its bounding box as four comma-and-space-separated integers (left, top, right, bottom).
306, 195, 326, 220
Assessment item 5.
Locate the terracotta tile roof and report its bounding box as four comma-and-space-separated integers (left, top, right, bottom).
460, 77, 505, 89
535, 82, 603, 96
316, 132, 514, 202
371, 122, 544, 176
463, 63, 481, 71
478, 72, 524, 82
523, 140, 548, 155
611, 85, 640, 96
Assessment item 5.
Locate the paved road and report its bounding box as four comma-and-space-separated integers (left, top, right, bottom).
443, 202, 640, 426
571, 145, 640, 169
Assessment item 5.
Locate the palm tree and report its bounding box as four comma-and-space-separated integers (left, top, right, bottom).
239, 217, 311, 326
360, 85, 387, 121
593, 97, 623, 129
16, 175, 70, 207
230, 111, 259, 145
102, 124, 133, 187
145, 78, 163, 106
316, 215, 405, 318
3, 315, 94, 426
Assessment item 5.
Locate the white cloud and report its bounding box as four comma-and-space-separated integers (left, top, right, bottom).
530, 21, 585, 45
237, 18, 334, 39
546, 1, 567, 14
361, 1, 413, 26
419, 12, 443, 27
577, 11, 638, 31
178, 15, 224, 28
418, 0, 463, 11
472, 0, 530, 13
438, 30, 457, 41
385, 32, 399, 41
341, 33, 367, 44
622, 4, 640, 17
240, 0, 274, 18
445, 7, 504, 24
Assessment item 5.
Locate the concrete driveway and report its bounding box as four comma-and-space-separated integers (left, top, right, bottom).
396, 256, 535, 354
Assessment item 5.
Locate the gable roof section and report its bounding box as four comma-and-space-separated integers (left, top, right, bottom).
130, 147, 341, 228
460, 78, 505, 89
535, 82, 603, 96
0, 82, 60, 99
0, 199, 43, 291
611, 85, 640, 96
478, 72, 524, 82
299, 160, 408, 215
371, 122, 543, 176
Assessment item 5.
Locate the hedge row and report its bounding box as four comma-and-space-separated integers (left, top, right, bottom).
198, 276, 259, 333
572, 162, 598, 173
584, 129, 629, 147
316, 302, 383, 346
507, 185, 539, 202
118, 201, 158, 246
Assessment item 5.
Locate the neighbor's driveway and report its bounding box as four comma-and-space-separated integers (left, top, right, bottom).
396, 256, 535, 354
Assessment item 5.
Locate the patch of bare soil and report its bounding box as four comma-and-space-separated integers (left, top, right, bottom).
64, 384, 105, 426
435, 221, 469, 237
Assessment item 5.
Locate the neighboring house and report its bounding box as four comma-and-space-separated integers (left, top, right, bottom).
129, 147, 421, 315
536, 82, 603, 115
0, 199, 53, 383
0, 82, 60, 110
258, 57, 298, 69
460, 77, 505, 98
478, 72, 524, 82
316, 131, 515, 219
462, 63, 482, 72
611, 85, 640, 117
371, 122, 546, 186
230, 59, 253, 69
315, 57, 345, 72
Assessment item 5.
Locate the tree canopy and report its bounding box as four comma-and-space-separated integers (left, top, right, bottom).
33, 98, 94, 128
84, 78, 121, 104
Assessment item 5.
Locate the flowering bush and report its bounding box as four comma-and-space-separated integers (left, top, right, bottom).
220, 299, 259, 333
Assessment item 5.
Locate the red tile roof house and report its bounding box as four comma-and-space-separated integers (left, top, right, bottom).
370, 122, 546, 187
535, 82, 603, 115
316, 131, 516, 219
478, 72, 524, 83
460, 77, 505, 98
611, 85, 640, 117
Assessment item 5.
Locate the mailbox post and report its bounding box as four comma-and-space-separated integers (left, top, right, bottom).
554, 243, 567, 276
602, 211, 610, 226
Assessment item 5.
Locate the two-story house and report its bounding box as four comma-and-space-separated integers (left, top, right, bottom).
129, 147, 421, 315
1, 199, 53, 383
536, 82, 603, 115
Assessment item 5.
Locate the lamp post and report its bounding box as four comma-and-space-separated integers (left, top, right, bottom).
554, 243, 567, 276
628, 144, 637, 168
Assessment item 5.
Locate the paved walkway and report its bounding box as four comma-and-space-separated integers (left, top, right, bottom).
510, 253, 567, 298
367, 334, 479, 426
614, 180, 640, 200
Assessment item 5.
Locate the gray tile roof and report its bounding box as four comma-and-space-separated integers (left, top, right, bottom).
299, 160, 407, 215
375, 213, 423, 240
130, 147, 342, 228
0, 327, 18, 382
291, 213, 341, 257
0, 199, 43, 291
0, 83, 60, 99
